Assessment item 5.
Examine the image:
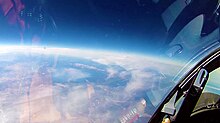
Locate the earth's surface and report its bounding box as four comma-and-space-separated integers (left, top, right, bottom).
0, 46, 180, 123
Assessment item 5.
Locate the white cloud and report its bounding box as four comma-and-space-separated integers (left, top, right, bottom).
106, 67, 118, 79
125, 69, 158, 93
73, 63, 104, 72
53, 68, 89, 82
119, 71, 130, 79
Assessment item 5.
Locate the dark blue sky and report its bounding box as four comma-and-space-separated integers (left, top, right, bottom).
42, 0, 166, 53
1, 0, 167, 54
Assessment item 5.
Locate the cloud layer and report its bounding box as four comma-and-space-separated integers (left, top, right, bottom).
0, 47, 181, 122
